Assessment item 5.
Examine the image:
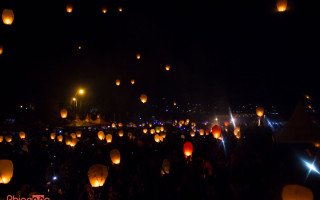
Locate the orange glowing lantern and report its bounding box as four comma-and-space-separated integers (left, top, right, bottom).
118, 130, 124, 137
136, 53, 141, 60
160, 132, 166, 139
60, 109, 68, 119
70, 138, 77, 147
224, 121, 230, 127
97, 131, 105, 140
70, 133, 77, 139
165, 64, 171, 71
183, 141, 193, 158
256, 107, 264, 117
212, 125, 221, 139
101, 6, 107, 14
115, 79, 121, 86
2, 9, 14, 25
66, 3, 73, 13
140, 94, 147, 103
65, 137, 71, 146
190, 130, 195, 137
199, 129, 205, 136
76, 130, 82, 138
154, 134, 160, 143
118, 123, 123, 128
142, 128, 148, 134
282, 185, 313, 200
5, 136, 12, 143
118, 7, 123, 13
57, 135, 63, 142
0, 159, 14, 184
0, 135, 3, 143
19, 132, 26, 139
0, 45, 3, 55
150, 129, 155, 134
234, 127, 241, 139
106, 134, 112, 143
110, 149, 121, 164
161, 159, 170, 175
131, 79, 135, 85
111, 123, 116, 128
277, 0, 288, 12
50, 133, 56, 140
88, 164, 108, 187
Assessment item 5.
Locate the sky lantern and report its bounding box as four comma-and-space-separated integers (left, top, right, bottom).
70, 133, 77, 139
5, 136, 12, 143
60, 109, 68, 119
136, 53, 141, 60
118, 123, 123, 128
224, 121, 230, 127
110, 149, 121, 165
101, 6, 107, 14
0, 159, 14, 184
118, 130, 124, 137
118, 7, 123, 13
97, 131, 105, 140
2, 9, 14, 25
57, 135, 63, 142
150, 129, 155, 134
183, 141, 193, 158
50, 133, 56, 140
256, 107, 264, 126
131, 79, 135, 85
277, 0, 288, 12
161, 159, 170, 176
211, 125, 221, 139
0, 45, 3, 55
199, 129, 204, 136
19, 132, 26, 139
140, 94, 147, 103
282, 185, 313, 200
115, 79, 121, 86
149, 123, 153, 128
142, 128, 148, 134
111, 123, 116, 128
190, 130, 195, 137
234, 127, 241, 139
70, 138, 77, 147
173, 101, 177, 106
76, 130, 82, 138
88, 164, 108, 187
160, 132, 166, 139
160, 126, 165, 132
155, 126, 161, 133
154, 134, 160, 143
65, 137, 71, 146
0, 135, 3, 143
165, 64, 171, 71
66, 3, 73, 13
106, 134, 112, 143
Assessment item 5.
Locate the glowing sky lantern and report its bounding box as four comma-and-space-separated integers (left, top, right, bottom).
19, 132, 26, 139
70, 133, 77, 139
5, 136, 12, 143
282, 185, 313, 200
60, 108, 68, 119
118, 7, 123, 13
173, 101, 177, 106
0, 159, 14, 184
97, 131, 105, 140
256, 107, 264, 117
212, 125, 221, 139
2, 9, 14, 25
140, 94, 147, 103
115, 79, 121, 86
57, 135, 63, 142
70, 138, 77, 147
118, 130, 124, 137
50, 133, 56, 140
136, 53, 141, 60
277, 0, 288, 12
234, 127, 241, 139
101, 6, 107, 14
150, 129, 155, 134
76, 130, 82, 138
199, 129, 205, 136
161, 159, 170, 176
183, 141, 193, 158
142, 128, 148, 134
131, 79, 135, 85
88, 164, 108, 187
224, 121, 230, 127
0, 135, 3, 143
154, 134, 160, 143
0, 45, 3, 55
66, 3, 73, 13
190, 130, 195, 137
110, 149, 121, 164
165, 64, 171, 71
106, 134, 112, 143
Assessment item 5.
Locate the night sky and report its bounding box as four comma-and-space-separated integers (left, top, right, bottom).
0, 0, 319, 117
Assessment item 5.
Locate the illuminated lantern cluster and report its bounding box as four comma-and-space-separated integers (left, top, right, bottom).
19, 132, 26, 139
0, 159, 14, 184
161, 159, 170, 176
140, 94, 147, 103
211, 125, 221, 139
110, 149, 121, 165
183, 141, 193, 158
60, 109, 68, 119
115, 79, 121, 86
88, 164, 108, 187
66, 4, 73, 13
277, 0, 288, 12
70, 138, 78, 147
97, 131, 105, 140
2, 9, 14, 25
282, 185, 313, 200
106, 134, 112, 143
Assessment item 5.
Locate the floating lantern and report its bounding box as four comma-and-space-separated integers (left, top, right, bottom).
106, 134, 112, 143
155, 126, 161, 133
277, 0, 288, 12
149, 123, 153, 128
160, 126, 165, 132
234, 127, 241, 139
115, 79, 121, 86
110, 149, 121, 164
50, 133, 56, 140
131, 79, 135, 85
111, 123, 116, 128
190, 130, 195, 137
154, 134, 160, 143
88, 164, 108, 187
0, 45, 3, 55
256, 107, 264, 117
2, 9, 14, 25
5, 136, 12, 143
118, 123, 123, 128
165, 64, 171, 71
224, 121, 230, 127
282, 185, 313, 200
142, 128, 148, 134
199, 129, 204, 136
57, 135, 63, 142
60, 109, 68, 119
161, 159, 170, 175
70, 138, 77, 147
19, 132, 26, 139
66, 3, 73, 13
65, 137, 71, 146
118, 130, 124, 137
101, 6, 107, 14
173, 101, 177, 106
76, 130, 82, 138
150, 129, 155, 134
160, 132, 166, 139
97, 131, 105, 140
136, 53, 141, 60
140, 94, 147, 103
0, 159, 14, 184
212, 125, 221, 139
0, 135, 3, 142
183, 141, 193, 158
118, 7, 123, 13
70, 133, 77, 139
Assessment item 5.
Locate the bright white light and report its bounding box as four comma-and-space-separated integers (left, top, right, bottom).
52, 176, 57, 181
304, 161, 320, 174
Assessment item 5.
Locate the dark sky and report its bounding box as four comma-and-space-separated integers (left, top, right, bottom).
0, 0, 319, 115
